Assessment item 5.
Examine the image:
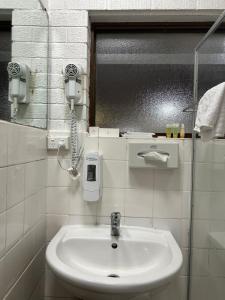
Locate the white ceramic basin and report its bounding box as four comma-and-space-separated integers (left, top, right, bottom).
46, 225, 182, 300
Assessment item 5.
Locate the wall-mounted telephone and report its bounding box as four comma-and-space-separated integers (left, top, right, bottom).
7, 62, 31, 116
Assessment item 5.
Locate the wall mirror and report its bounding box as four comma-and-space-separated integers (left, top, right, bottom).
0, 0, 48, 129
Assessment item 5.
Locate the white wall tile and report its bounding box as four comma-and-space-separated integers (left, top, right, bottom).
24, 189, 45, 233
50, 11, 88, 27
0, 122, 8, 167
47, 158, 73, 187
103, 160, 126, 188
153, 191, 183, 218
124, 217, 152, 227
84, 136, 99, 152
12, 41, 47, 58
182, 192, 191, 219
25, 160, 46, 197
47, 187, 70, 214
46, 215, 69, 241
0, 212, 6, 256
25, 127, 47, 162
44, 267, 74, 298
193, 191, 211, 220
0, 256, 5, 299
50, 43, 88, 59
67, 27, 88, 43
12, 26, 48, 43
7, 165, 25, 209
48, 75, 64, 89
181, 219, 190, 248
194, 163, 225, 192
126, 165, 154, 190
0, 121, 46, 300
97, 188, 125, 216
34, 218, 46, 253
195, 140, 212, 163
210, 192, 225, 220
151, 276, 187, 300
69, 215, 97, 225
153, 218, 183, 246
181, 248, 189, 276
69, 185, 97, 216
0, 167, 7, 213
192, 220, 210, 248
211, 140, 225, 163
183, 139, 192, 163
155, 163, 191, 191
12, 10, 48, 26
211, 163, 225, 192
209, 249, 225, 277
6, 202, 24, 249
99, 138, 126, 160
97, 215, 125, 226
7, 124, 26, 165
50, 27, 67, 43
4, 239, 31, 296
190, 277, 213, 300
125, 189, 153, 217
192, 249, 209, 276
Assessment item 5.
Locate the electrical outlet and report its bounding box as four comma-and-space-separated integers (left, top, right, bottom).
47, 136, 70, 150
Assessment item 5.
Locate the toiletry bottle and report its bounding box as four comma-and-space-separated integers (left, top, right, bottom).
166, 124, 171, 138
180, 123, 185, 138
173, 123, 179, 139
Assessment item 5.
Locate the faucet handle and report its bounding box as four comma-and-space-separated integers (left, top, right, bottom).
111, 212, 121, 226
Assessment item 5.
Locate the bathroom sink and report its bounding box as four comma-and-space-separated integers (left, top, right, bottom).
46, 225, 183, 300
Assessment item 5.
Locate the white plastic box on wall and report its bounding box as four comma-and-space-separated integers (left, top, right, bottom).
129, 142, 179, 168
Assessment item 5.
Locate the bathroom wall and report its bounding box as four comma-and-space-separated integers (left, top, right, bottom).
0, 120, 47, 300
190, 140, 225, 300
44, 1, 225, 299
45, 136, 192, 300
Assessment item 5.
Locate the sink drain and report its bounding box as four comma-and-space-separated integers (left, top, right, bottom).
107, 274, 120, 278
111, 243, 118, 249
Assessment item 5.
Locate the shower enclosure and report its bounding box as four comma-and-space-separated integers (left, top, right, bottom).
189, 9, 225, 300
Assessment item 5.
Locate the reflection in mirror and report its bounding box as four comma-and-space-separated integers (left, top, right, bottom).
0, 13, 11, 122
0, 1, 48, 129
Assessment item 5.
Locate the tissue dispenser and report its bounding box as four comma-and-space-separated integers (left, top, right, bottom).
129, 142, 179, 168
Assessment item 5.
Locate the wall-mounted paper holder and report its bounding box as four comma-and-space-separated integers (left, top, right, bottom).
129, 142, 179, 168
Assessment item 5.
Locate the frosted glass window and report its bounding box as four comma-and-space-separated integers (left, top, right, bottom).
0, 24, 11, 122
94, 31, 225, 133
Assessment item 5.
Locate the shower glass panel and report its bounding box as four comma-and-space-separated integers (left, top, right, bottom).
189, 11, 225, 300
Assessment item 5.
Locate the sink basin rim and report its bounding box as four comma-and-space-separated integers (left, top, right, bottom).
46, 225, 183, 294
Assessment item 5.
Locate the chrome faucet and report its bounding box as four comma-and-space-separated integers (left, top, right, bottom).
111, 212, 121, 236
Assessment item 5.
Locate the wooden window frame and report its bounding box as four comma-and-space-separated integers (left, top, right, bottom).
89, 22, 225, 133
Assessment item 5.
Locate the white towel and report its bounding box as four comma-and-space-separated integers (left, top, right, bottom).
194, 82, 225, 141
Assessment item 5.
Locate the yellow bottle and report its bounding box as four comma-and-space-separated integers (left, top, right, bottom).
166, 124, 171, 138
180, 123, 185, 138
